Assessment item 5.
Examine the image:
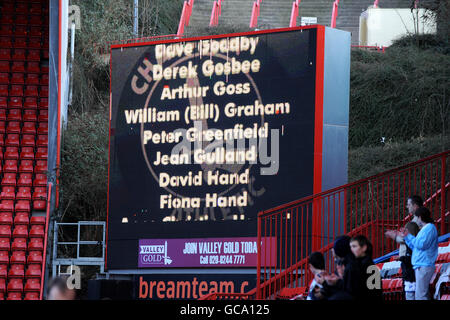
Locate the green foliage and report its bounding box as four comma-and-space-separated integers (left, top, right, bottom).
60, 107, 109, 221
349, 134, 450, 182
350, 44, 449, 148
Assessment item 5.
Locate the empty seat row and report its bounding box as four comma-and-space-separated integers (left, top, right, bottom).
0, 2, 47, 15
0, 135, 48, 148
0, 24, 48, 36
0, 36, 47, 49
0, 211, 47, 225
0, 237, 44, 255
0, 278, 42, 297
0, 48, 45, 61
0, 14, 48, 26
0, 108, 48, 120
0, 224, 45, 239
0, 291, 40, 300
0, 158, 47, 170
0, 172, 47, 187
1, 185, 47, 200
0, 84, 48, 97
0, 96, 48, 109
0, 263, 42, 279
0, 121, 48, 134
0, 61, 48, 73
0, 72, 48, 85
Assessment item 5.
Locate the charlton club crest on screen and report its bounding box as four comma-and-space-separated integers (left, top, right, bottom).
139, 240, 173, 266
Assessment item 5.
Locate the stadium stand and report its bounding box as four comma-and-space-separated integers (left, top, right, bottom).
0, 0, 49, 300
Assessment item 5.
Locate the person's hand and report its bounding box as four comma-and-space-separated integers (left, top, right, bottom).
324, 273, 340, 286
315, 272, 326, 285
385, 230, 398, 240
336, 264, 345, 278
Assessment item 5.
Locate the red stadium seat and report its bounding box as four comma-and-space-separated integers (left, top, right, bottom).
25, 278, 40, 292
29, 16, 42, 26
29, 225, 44, 238
19, 160, 34, 173
0, 250, 9, 264
10, 251, 26, 265
15, 200, 30, 213
0, 109, 5, 121
25, 264, 41, 278
8, 97, 23, 108
28, 238, 44, 252
10, 85, 24, 97
30, 3, 43, 15
11, 61, 25, 73
27, 62, 40, 74
0, 73, 9, 84
40, 85, 48, 97
0, 25, 13, 36
24, 292, 39, 300
26, 74, 39, 85
0, 200, 14, 212
29, 37, 42, 50
13, 26, 27, 37
0, 238, 10, 251
7, 278, 23, 292
13, 225, 28, 238
0, 49, 11, 60
0, 97, 6, 108
11, 73, 24, 85
24, 109, 37, 122
13, 37, 28, 49
12, 49, 26, 60
20, 147, 35, 160
30, 216, 46, 226
0, 264, 6, 278
27, 50, 40, 61
8, 264, 25, 278
1, 173, 16, 187
22, 121, 36, 135
15, 14, 28, 25
16, 187, 31, 201
21, 135, 35, 148
40, 74, 48, 85
6, 122, 21, 134
39, 98, 48, 109
0, 37, 12, 48
0, 61, 9, 73
36, 147, 47, 160
29, 27, 42, 38
37, 122, 48, 134
7, 109, 22, 121
33, 174, 47, 187
27, 251, 42, 264
5, 146, 19, 159
0, 278, 5, 293
11, 238, 27, 251
0, 187, 15, 200
5, 134, 20, 147
14, 212, 29, 226
35, 161, 47, 174
25, 85, 39, 97
7, 292, 22, 300
4, 159, 18, 173
0, 85, 8, 96
0, 212, 12, 225
24, 97, 38, 109
18, 173, 33, 187
0, 225, 11, 239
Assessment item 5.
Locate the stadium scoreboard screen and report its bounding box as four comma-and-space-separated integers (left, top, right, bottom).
107, 26, 350, 270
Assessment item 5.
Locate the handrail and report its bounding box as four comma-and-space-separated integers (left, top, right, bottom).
260, 150, 449, 217
177, 0, 194, 37
289, 1, 301, 28
39, 182, 52, 300
250, 0, 262, 28
330, 0, 340, 28
210, 0, 223, 27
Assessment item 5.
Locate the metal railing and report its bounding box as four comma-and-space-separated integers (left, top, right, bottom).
177, 0, 194, 37
255, 150, 449, 299
200, 150, 449, 300
39, 183, 52, 300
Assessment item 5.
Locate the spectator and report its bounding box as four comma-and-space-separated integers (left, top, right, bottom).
306, 251, 326, 300
398, 221, 420, 300
348, 235, 383, 300
47, 276, 77, 300
315, 235, 354, 300
406, 195, 423, 216
402, 206, 439, 300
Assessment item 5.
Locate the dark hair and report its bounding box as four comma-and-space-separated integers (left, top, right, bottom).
350, 235, 373, 259
308, 251, 325, 270
408, 195, 423, 208
405, 221, 420, 236
413, 206, 433, 223
333, 235, 351, 259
